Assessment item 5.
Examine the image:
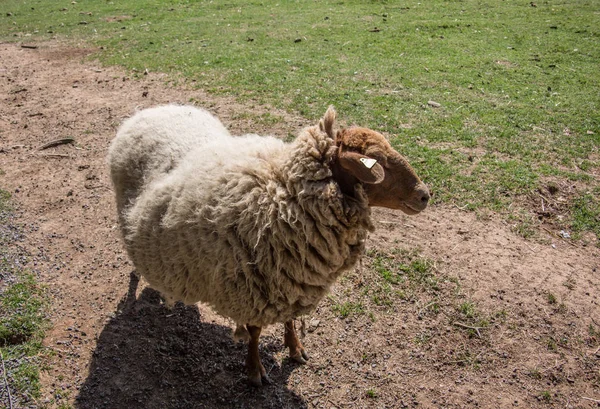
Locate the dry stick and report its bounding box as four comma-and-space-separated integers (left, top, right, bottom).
542, 227, 577, 247
417, 301, 437, 317
39, 153, 71, 158
38, 137, 75, 150
453, 322, 483, 338
542, 361, 566, 373
21, 44, 38, 49
523, 241, 537, 253
0, 350, 13, 409
581, 396, 600, 404
537, 192, 552, 204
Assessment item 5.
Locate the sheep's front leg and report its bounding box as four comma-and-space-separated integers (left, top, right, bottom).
284, 320, 309, 364
246, 325, 270, 386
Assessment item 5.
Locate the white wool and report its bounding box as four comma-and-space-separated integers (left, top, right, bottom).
108, 105, 372, 327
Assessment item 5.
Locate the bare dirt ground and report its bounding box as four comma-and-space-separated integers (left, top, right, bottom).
0, 42, 599, 409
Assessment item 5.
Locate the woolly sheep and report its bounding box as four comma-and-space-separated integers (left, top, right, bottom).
108, 104, 430, 386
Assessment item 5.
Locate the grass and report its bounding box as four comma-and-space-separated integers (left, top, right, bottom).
458, 301, 477, 319
538, 390, 552, 403
371, 248, 440, 294
0, 274, 47, 346
359, 247, 502, 344
0, 189, 50, 407
333, 248, 453, 319
570, 191, 600, 239
1, 0, 598, 241
331, 300, 365, 319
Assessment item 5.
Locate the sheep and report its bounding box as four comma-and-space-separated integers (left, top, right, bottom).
107, 104, 430, 386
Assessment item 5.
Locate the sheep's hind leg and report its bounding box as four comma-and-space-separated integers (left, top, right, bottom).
284, 320, 309, 364
246, 325, 270, 387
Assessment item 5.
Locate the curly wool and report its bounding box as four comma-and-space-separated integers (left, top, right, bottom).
109, 105, 374, 327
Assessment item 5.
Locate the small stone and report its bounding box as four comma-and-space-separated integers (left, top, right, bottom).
559, 230, 571, 239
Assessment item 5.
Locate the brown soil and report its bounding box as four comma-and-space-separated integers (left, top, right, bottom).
1, 42, 598, 409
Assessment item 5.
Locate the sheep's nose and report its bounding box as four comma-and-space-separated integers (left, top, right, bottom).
415, 184, 430, 208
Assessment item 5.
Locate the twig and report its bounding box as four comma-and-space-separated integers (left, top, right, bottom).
39, 153, 71, 158
451, 240, 465, 252
542, 227, 577, 247
581, 396, 600, 404
38, 137, 75, 150
542, 361, 566, 373
417, 301, 437, 317
378, 220, 397, 225
21, 44, 38, 49
84, 183, 110, 190
537, 192, 552, 203
453, 322, 483, 338
1, 350, 14, 409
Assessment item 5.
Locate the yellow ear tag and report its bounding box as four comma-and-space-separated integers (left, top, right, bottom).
359, 158, 377, 169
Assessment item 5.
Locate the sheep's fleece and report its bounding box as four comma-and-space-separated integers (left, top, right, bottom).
108, 105, 374, 327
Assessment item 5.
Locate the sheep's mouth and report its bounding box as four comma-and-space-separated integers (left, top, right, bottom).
399, 203, 422, 215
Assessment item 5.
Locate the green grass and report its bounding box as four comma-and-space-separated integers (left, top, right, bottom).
1, 0, 599, 240
570, 191, 600, 239
331, 300, 365, 318
0, 189, 50, 407
0, 189, 11, 212
0, 274, 47, 346
538, 390, 552, 403
458, 301, 477, 319
372, 248, 439, 294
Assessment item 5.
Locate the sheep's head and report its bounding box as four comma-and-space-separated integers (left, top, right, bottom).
321, 106, 430, 215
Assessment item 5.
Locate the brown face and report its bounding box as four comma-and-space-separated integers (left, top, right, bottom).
334, 126, 430, 215
318, 106, 429, 215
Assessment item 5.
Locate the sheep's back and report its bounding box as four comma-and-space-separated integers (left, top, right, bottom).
123, 134, 292, 315
107, 105, 231, 217
123, 130, 370, 327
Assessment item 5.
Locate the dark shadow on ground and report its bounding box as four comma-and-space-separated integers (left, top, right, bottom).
76, 274, 307, 409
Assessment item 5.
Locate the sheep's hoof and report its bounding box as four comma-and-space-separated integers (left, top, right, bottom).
248, 372, 271, 387
290, 349, 310, 364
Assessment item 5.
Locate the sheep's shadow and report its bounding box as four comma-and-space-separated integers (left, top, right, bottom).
76, 274, 307, 409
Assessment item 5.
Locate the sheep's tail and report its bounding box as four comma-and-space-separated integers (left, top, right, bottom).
319, 105, 336, 139
233, 324, 251, 343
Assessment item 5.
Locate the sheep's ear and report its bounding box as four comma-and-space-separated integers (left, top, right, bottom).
338, 151, 385, 184
319, 105, 336, 139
